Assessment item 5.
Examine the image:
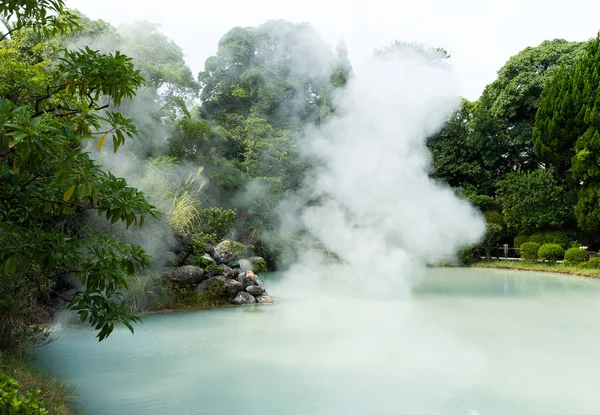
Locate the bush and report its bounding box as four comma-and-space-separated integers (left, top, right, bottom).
514, 233, 530, 249
0, 374, 48, 414
529, 231, 571, 249
195, 208, 236, 242
457, 247, 475, 266
519, 242, 540, 262
577, 257, 600, 269
563, 248, 590, 265
538, 244, 564, 263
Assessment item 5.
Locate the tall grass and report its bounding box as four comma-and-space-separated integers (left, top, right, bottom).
123, 273, 168, 313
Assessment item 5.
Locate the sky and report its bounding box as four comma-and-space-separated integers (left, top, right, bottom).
68, 0, 600, 100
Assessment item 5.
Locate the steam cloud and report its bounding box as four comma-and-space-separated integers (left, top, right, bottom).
278, 51, 486, 296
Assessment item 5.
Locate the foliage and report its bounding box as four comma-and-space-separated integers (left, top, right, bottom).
123, 273, 167, 313
0, 0, 158, 349
563, 248, 590, 265
195, 208, 236, 243
520, 242, 541, 262
528, 231, 572, 249
496, 170, 573, 231
0, 374, 47, 414
534, 34, 600, 232
577, 257, 600, 269
537, 243, 564, 263
253, 258, 268, 273
481, 211, 504, 259
514, 233, 530, 248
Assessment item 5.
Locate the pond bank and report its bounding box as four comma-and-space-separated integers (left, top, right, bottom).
474, 261, 600, 279
0, 353, 76, 414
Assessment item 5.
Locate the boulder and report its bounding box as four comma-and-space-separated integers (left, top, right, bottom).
238, 271, 258, 288
233, 268, 243, 277
196, 276, 226, 292
231, 291, 257, 305
207, 265, 223, 278
228, 260, 241, 269
246, 285, 265, 297
215, 240, 233, 254
205, 243, 216, 257
221, 252, 238, 264
224, 279, 244, 298
166, 266, 205, 286
212, 251, 222, 264
255, 275, 265, 288
201, 253, 216, 265
239, 259, 253, 272
221, 264, 235, 279
256, 295, 273, 304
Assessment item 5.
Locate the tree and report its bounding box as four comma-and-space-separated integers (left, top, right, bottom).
476, 39, 586, 173
198, 20, 335, 130
496, 169, 573, 231
534, 34, 600, 231
0, 1, 157, 349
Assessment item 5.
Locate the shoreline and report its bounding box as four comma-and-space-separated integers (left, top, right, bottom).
473, 261, 600, 279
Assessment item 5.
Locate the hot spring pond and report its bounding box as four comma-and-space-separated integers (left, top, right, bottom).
36, 268, 600, 415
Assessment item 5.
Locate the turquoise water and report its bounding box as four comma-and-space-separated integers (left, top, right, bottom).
37, 268, 600, 414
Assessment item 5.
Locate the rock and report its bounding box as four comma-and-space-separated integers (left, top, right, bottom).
196, 276, 226, 292
205, 243, 216, 257
238, 259, 253, 272
221, 264, 235, 279
212, 251, 222, 264
215, 240, 233, 254
224, 279, 244, 298
166, 266, 206, 286
231, 291, 257, 305
228, 260, 241, 269
201, 253, 216, 264
238, 271, 258, 288
221, 252, 238, 264
233, 268, 243, 277
255, 275, 265, 288
207, 264, 223, 278
256, 295, 273, 304
246, 285, 265, 296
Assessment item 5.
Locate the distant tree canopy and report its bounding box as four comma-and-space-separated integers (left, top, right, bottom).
534, 34, 600, 231
428, 36, 600, 248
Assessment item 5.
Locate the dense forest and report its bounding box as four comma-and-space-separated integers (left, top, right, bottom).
2, 0, 600, 357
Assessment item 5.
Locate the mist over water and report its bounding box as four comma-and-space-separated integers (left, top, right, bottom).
278, 53, 485, 296
37, 269, 600, 415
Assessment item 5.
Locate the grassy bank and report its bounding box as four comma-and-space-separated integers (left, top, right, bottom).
475, 261, 600, 279
0, 353, 76, 414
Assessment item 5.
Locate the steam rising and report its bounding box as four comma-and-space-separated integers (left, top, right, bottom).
279, 52, 485, 295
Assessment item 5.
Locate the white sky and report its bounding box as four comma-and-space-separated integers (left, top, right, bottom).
68, 0, 599, 100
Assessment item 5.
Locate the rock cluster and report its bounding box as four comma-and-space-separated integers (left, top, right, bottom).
166, 238, 272, 305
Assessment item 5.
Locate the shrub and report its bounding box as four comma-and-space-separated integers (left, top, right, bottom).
520, 242, 540, 262
538, 244, 564, 263
0, 375, 48, 414
563, 248, 590, 265
577, 257, 600, 269
457, 247, 475, 266
253, 258, 268, 273
529, 231, 572, 249
514, 233, 530, 249
196, 208, 236, 242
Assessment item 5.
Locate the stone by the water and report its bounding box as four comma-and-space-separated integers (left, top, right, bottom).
166, 266, 205, 286
256, 295, 273, 304
238, 259, 253, 272
231, 291, 257, 305
246, 285, 265, 296
224, 279, 244, 298
196, 276, 226, 292
238, 271, 258, 288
